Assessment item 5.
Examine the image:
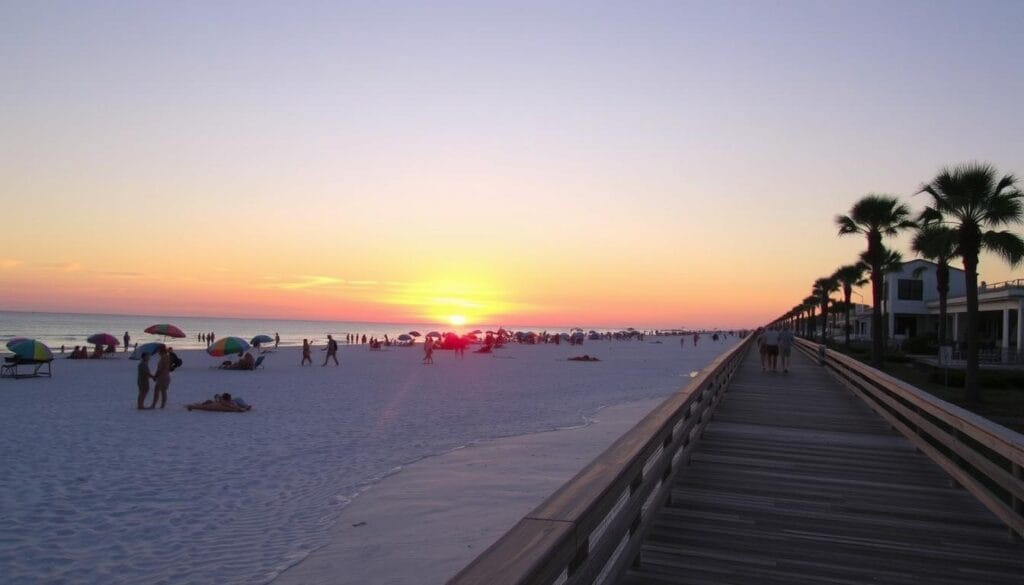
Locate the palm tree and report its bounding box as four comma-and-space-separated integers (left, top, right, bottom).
860, 246, 905, 344
802, 295, 819, 340
837, 195, 916, 366
832, 263, 867, 348
813, 276, 839, 343
911, 224, 960, 347
919, 163, 1024, 403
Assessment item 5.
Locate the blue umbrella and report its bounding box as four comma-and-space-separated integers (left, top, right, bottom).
131, 342, 165, 360
397, 334, 412, 341
251, 335, 274, 346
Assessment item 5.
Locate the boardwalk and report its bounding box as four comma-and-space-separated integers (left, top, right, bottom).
617, 347, 1024, 585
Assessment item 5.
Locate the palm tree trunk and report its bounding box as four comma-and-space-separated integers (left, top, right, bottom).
963, 252, 980, 403
871, 265, 883, 367
844, 291, 852, 348
937, 263, 949, 345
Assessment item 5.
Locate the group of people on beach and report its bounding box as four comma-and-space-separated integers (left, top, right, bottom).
757, 325, 795, 373
301, 335, 339, 366
136, 346, 173, 410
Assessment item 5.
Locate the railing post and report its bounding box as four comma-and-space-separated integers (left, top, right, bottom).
1013, 462, 1022, 541
949, 429, 963, 489
567, 536, 589, 576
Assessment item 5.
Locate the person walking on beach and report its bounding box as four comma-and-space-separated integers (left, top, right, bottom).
323, 335, 339, 366
123, 331, 130, 352
778, 325, 795, 373
693, 332, 700, 347
136, 352, 155, 410
301, 339, 312, 365
150, 346, 172, 409
274, 332, 280, 349
423, 336, 434, 364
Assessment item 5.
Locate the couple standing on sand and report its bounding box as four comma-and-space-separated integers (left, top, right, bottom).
759, 325, 795, 373
137, 346, 172, 410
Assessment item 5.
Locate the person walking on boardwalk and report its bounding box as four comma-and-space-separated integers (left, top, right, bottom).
778, 325, 795, 373
136, 352, 155, 410
150, 346, 172, 409
322, 335, 339, 366
301, 339, 312, 365
757, 328, 768, 371
123, 331, 130, 352
761, 326, 781, 372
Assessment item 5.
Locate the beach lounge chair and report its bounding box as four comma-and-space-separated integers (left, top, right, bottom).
1, 357, 53, 379
254, 355, 265, 370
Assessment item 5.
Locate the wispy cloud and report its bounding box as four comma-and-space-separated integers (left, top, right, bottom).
101, 271, 143, 278
40, 261, 82, 272
263, 275, 345, 291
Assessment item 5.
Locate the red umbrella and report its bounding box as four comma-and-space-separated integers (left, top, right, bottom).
87, 332, 119, 347
145, 324, 186, 338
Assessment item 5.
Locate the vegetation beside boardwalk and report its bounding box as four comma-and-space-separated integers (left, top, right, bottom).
826, 339, 1024, 433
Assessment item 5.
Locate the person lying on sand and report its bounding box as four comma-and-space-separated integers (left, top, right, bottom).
568, 355, 600, 362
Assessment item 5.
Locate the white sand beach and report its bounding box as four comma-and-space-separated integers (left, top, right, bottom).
0, 335, 738, 585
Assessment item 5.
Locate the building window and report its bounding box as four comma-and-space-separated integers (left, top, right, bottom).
897, 279, 923, 300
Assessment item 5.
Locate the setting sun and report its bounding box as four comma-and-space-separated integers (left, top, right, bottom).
449, 315, 467, 327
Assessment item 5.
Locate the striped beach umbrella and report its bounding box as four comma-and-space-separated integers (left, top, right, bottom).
6, 338, 54, 361
87, 332, 119, 347
207, 336, 251, 357
145, 324, 186, 338
130, 342, 166, 360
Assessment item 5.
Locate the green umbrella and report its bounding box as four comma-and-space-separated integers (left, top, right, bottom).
6, 338, 54, 361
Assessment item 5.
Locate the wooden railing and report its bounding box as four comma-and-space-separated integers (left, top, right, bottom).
794, 337, 1024, 539
448, 335, 755, 585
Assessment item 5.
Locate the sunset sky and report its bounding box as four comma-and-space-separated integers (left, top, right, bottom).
2, 1, 1023, 328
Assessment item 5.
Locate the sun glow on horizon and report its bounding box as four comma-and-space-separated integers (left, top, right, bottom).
448, 314, 467, 327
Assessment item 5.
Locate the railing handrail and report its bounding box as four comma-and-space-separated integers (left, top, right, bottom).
795, 337, 1024, 538
449, 334, 755, 585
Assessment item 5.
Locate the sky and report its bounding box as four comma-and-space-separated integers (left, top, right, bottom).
2, 1, 1023, 329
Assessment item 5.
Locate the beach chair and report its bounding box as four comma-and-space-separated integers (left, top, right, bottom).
253, 355, 265, 370
1, 357, 53, 379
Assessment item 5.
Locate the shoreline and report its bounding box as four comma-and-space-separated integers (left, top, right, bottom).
270, 396, 667, 585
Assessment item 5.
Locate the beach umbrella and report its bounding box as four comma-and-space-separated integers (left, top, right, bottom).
408, 331, 421, 337
468, 329, 482, 335
251, 334, 274, 346
6, 338, 53, 361
426, 331, 441, 338
87, 332, 119, 347
145, 324, 186, 338
207, 336, 250, 357
397, 334, 412, 341
130, 342, 165, 360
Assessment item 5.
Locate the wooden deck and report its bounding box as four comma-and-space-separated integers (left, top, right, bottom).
616, 348, 1024, 585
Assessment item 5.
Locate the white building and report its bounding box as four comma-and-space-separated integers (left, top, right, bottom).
850, 259, 1024, 360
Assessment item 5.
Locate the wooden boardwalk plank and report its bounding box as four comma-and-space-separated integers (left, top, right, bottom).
616, 348, 1024, 585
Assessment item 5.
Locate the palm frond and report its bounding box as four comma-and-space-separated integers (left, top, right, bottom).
981, 230, 1024, 268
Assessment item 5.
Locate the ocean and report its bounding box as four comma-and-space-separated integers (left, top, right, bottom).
0, 310, 630, 353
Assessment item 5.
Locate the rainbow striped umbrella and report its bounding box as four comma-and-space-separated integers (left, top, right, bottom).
6, 338, 54, 361
207, 336, 250, 357
87, 332, 119, 347
145, 324, 186, 338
